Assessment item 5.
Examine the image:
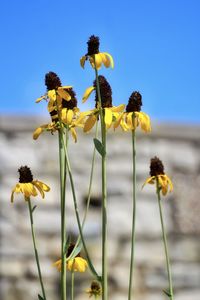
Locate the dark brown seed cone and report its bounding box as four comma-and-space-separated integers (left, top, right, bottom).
45, 72, 62, 91
66, 243, 81, 258
90, 280, 101, 292
18, 166, 33, 183
150, 156, 165, 176
62, 88, 77, 110
126, 91, 142, 112
93, 75, 112, 108
87, 35, 100, 56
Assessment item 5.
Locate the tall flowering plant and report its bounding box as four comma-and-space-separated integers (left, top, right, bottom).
10, 35, 175, 300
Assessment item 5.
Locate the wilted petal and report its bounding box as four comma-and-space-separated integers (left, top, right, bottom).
82, 86, 95, 103
84, 115, 97, 132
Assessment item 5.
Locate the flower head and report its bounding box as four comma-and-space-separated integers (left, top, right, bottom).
143, 157, 173, 196
82, 75, 125, 132
36, 72, 72, 113
34, 75, 83, 142
114, 91, 151, 133
11, 166, 50, 202
53, 243, 88, 273
86, 280, 101, 298
80, 35, 114, 70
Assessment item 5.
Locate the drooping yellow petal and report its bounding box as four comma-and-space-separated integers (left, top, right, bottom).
126, 112, 133, 129
137, 112, 151, 133
104, 108, 113, 128
61, 85, 73, 89
66, 109, 74, 124
36, 181, 50, 192
82, 86, 95, 103
33, 181, 45, 198
57, 88, 71, 101
84, 115, 97, 132
67, 257, 88, 272
142, 176, 155, 189
22, 183, 32, 197
94, 54, 102, 70
53, 259, 62, 272
99, 53, 107, 66
33, 125, 47, 140
80, 56, 87, 68
111, 104, 125, 112
104, 52, 114, 68
10, 184, 20, 203
167, 176, 173, 192
113, 114, 123, 129
36, 95, 46, 103
70, 127, 77, 143
120, 119, 129, 131
48, 90, 56, 101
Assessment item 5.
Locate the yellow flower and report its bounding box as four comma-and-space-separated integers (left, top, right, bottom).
143, 174, 173, 196
33, 122, 59, 140
53, 257, 88, 273
36, 72, 72, 113
11, 166, 50, 202
53, 243, 88, 273
80, 35, 114, 70
143, 157, 173, 196
82, 76, 125, 132
115, 111, 151, 133
86, 280, 101, 298
83, 105, 125, 132
114, 91, 151, 133
68, 257, 88, 272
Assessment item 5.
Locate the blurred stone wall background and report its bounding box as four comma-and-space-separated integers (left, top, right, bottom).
0, 115, 200, 300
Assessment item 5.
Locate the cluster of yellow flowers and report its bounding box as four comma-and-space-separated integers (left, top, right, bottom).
10, 35, 174, 300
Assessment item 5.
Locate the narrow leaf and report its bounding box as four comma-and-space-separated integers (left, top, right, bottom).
38, 294, 44, 300
67, 241, 83, 261
32, 205, 37, 213
163, 289, 172, 297
93, 138, 106, 157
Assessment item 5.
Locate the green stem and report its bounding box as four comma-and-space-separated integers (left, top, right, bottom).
27, 198, 47, 300
68, 122, 98, 259
58, 130, 67, 300
61, 134, 100, 282
94, 64, 107, 300
71, 269, 75, 300
156, 181, 174, 300
56, 92, 67, 300
128, 130, 136, 300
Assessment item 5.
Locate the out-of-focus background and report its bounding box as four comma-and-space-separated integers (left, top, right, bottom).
0, 0, 200, 299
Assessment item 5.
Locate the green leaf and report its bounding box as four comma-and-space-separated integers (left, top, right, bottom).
38, 294, 44, 300
67, 241, 83, 261
163, 289, 172, 297
93, 138, 106, 157
32, 205, 37, 213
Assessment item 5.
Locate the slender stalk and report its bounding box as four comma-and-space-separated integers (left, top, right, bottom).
61, 134, 100, 281
156, 181, 174, 300
71, 270, 75, 300
58, 130, 67, 300
55, 91, 68, 300
128, 130, 136, 300
27, 198, 47, 300
94, 64, 107, 300
68, 122, 99, 259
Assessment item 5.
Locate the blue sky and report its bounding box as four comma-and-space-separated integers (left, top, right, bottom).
1, 0, 200, 123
